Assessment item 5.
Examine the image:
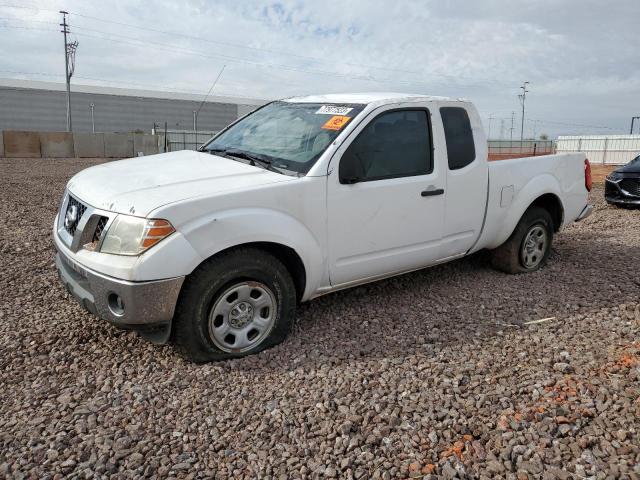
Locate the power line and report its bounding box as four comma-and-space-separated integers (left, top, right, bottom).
0, 69, 268, 100
526, 118, 621, 131
69, 27, 500, 91
0, 5, 507, 90
0, 16, 57, 24
0, 24, 57, 32
1, 67, 630, 133
1, 3, 424, 77
70, 28, 450, 90
1, 68, 631, 135
485, 115, 623, 133
0, 3, 58, 12
68, 11, 424, 77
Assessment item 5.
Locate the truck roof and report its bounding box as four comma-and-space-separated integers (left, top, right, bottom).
283, 92, 466, 105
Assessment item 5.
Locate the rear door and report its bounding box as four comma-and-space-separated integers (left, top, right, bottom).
437, 105, 487, 257
326, 104, 445, 286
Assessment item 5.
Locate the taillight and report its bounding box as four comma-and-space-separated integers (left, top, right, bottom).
584, 158, 592, 192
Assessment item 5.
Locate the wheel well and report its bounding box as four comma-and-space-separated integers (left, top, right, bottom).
200, 242, 307, 302
529, 193, 564, 231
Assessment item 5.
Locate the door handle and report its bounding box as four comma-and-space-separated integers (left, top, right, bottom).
421, 188, 444, 197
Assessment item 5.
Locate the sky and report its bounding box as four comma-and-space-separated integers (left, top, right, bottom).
0, 0, 639, 138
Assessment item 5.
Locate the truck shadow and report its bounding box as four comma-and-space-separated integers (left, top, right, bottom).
251, 228, 638, 371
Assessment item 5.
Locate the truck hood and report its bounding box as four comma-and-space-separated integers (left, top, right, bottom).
67, 150, 294, 216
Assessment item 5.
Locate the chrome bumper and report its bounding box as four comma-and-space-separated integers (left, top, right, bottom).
575, 204, 594, 221
55, 249, 184, 342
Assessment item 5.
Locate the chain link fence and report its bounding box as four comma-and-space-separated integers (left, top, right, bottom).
156, 130, 218, 152
488, 140, 555, 160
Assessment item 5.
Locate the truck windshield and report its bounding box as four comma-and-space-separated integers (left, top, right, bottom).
202, 101, 366, 175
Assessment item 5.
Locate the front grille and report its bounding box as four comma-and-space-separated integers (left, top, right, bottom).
64, 196, 88, 236
619, 178, 640, 197
93, 216, 109, 243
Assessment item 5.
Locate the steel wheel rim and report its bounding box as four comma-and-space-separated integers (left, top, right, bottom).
208, 281, 277, 353
521, 224, 548, 269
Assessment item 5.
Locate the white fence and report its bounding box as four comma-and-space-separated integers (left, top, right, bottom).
556, 135, 640, 165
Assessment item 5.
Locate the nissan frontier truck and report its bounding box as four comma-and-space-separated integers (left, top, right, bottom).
54, 93, 593, 361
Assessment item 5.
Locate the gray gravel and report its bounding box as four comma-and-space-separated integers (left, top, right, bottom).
1, 157, 639, 479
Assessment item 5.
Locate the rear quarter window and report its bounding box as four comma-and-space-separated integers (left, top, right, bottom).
440, 107, 476, 170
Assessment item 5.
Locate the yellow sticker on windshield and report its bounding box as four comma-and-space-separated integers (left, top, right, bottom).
322, 115, 351, 130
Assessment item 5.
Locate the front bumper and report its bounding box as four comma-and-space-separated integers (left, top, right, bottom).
55, 248, 185, 342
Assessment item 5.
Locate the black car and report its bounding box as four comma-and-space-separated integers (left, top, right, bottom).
605, 155, 640, 207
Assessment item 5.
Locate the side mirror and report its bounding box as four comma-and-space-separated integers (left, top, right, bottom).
339, 152, 365, 184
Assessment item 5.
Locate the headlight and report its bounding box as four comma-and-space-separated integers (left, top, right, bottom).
606, 172, 621, 181
100, 215, 175, 255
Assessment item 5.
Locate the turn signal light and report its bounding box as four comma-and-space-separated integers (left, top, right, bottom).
141, 219, 175, 249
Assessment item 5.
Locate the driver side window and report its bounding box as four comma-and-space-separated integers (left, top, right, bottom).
339, 109, 432, 184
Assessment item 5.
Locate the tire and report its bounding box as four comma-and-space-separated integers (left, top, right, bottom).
172, 247, 297, 362
491, 206, 553, 274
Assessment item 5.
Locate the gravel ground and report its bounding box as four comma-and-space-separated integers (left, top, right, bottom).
1, 157, 638, 479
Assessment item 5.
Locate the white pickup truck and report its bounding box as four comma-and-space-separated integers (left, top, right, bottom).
54, 93, 593, 361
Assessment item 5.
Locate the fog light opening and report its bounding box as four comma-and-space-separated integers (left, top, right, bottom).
107, 293, 125, 316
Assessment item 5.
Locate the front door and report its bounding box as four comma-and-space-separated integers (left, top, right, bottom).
327, 106, 445, 286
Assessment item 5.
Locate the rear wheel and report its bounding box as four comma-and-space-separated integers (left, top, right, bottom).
172, 247, 296, 362
491, 207, 553, 274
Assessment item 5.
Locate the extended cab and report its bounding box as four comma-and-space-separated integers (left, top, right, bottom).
54, 93, 593, 361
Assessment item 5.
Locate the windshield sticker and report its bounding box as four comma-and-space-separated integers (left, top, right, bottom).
316, 105, 354, 115
322, 115, 352, 130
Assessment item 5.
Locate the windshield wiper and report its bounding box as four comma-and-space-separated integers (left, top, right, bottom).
225, 149, 290, 175
206, 147, 229, 155
226, 149, 269, 164
205, 147, 292, 176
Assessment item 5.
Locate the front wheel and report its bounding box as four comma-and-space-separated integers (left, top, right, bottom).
491, 207, 554, 274
172, 247, 297, 362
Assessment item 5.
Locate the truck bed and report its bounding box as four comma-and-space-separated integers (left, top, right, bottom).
473, 152, 588, 251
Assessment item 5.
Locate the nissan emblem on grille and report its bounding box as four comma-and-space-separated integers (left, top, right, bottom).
63, 196, 88, 236
64, 204, 78, 230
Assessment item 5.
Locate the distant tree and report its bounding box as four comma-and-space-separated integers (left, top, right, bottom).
539, 133, 549, 140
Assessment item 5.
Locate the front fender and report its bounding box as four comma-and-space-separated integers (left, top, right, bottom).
180, 208, 324, 300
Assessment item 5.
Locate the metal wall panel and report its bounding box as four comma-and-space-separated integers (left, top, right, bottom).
3, 131, 40, 157
556, 135, 640, 165
0, 86, 239, 133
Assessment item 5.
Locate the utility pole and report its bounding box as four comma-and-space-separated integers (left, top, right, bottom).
518, 81, 530, 144
500, 119, 505, 140
60, 11, 78, 132
90, 103, 95, 133
487, 114, 494, 140
509, 111, 515, 148
631, 116, 640, 134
